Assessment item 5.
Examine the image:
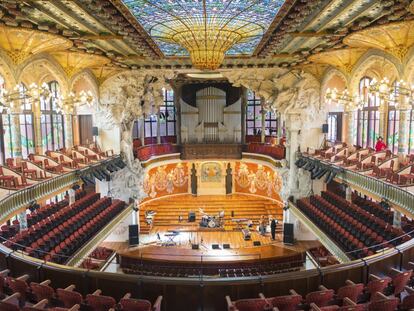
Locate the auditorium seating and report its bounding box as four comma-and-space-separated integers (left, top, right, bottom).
1, 191, 126, 265
297, 191, 411, 259
0, 271, 162, 311
226, 272, 414, 311
308, 246, 339, 267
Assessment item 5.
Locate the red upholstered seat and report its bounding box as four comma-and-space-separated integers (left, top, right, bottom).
230, 298, 271, 311
401, 293, 414, 310
7, 277, 29, 301
86, 294, 116, 311
0, 301, 19, 311
270, 293, 302, 311
367, 297, 399, 311
305, 289, 334, 307
56, 288, 83, 308
391, 270, 412, 295
120, 297, 152, 311
30, 282, 55, 302
336, 283, 364, 302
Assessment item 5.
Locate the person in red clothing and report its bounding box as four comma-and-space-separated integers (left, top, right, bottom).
375, 136, 387, 152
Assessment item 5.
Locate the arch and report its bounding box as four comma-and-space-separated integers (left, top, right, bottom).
349, 50, 402, 93
321, 67, 349, 95
17, 53, 69, 96
70, 69, 99, 99
0, 51, 17, 87
404, 46, 414, 82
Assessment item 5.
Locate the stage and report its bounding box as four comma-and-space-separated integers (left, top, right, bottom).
102, 194, 321, 275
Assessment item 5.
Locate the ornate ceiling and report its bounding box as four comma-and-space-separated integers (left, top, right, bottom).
0, 0, 412, 70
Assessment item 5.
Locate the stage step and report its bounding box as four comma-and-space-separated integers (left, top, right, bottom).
139, 194, 283, 234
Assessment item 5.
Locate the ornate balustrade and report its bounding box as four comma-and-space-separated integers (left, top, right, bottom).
244, 143, 286, 160
0, 156, 122, 223
300, 154, 414, 215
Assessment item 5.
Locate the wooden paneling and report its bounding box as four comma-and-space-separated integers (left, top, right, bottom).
181, 144, 242, 159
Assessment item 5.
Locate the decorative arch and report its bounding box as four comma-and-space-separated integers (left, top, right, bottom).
404, 46, 414, 82
0, 52, 17, 87
321, 67, 349, 95
349, 50, 402, 93
17, 53, 69, 96
70, 69, 99, 99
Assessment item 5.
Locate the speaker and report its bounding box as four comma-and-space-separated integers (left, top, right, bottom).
283, 223, 294, 245
191, 243, 199, 250
92, 126, 99, 136
188, 212, 196, 222
223, 244, 230, 249
322, 124, 329, 134
212, 244, 220, 249
128, 224, 139, 246
253, 241, 261, 246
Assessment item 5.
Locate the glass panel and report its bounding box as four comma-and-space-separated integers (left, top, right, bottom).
2, 115, 13, 159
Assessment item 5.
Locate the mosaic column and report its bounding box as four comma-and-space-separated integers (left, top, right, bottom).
64, 114, 73, 148
379, 104, 387, 140
156, 108, 161, 144
33, 102, 43, 154
174, 85, 182, 144
345, 110, 354, 146
241, 87, 247, 144
261, 99, 266, 143
397, 106, 410, 156
11, 113, 22, 157
140, 120, 145, 146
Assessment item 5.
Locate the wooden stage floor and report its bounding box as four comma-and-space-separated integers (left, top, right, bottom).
102, 194, 321, 265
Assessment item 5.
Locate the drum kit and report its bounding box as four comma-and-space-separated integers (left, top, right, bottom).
199, 209, 224, 228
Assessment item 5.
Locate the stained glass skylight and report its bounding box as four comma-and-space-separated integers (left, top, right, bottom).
121, 0, 285, 59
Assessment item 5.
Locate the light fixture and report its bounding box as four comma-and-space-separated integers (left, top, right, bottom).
325, 88, 362, 110
368, 78, 414, 108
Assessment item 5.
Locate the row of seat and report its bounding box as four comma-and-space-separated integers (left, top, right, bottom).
321, 191, 408, 245
45, 199, 125, 264
226, 267, 414, 311
4, 193, 101, 252
0, 271, 162, 311
0, 189, 86, 241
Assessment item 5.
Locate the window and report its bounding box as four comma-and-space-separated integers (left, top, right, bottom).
144, 89, 176, 138
327, 112, 342, 142
19, 83, 35, 158
246, 90, 277, 136
356, 77, 380, 148
40, 81, 65, 152
1, 114, 13, 160
409, 110, 414, 154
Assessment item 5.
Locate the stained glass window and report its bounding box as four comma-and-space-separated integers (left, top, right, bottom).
19, 83, 35, 158
144, 89, 175, 139
41, 81, 65, 152
387, 82, 399, 154
121, 0, 286, 56
1, 114, 13, 160
356, 77, 380, 148
246, 91, 277, 136
328, 113, 338, 142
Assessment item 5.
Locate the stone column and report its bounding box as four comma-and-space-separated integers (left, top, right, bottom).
156, 108, 161, 144
33, 101, 43, 154
174, 86, 182, 144
10, 113, 22, 157
261, 99, 266, 143
287, 112, 302, 192
241, 87, 247, 144
64, 114, 73, 148
277, 112, 282, 138
398, 105, 410, 157
140, 120, 145, 146
379, 104, 387, 141
345, 110, 354, 146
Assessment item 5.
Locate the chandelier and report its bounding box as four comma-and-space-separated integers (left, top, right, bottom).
0, 83, 94, 114
368, 78, 414, 107
325, 88, 362, 110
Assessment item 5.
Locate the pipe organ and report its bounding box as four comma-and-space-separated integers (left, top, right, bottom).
181, 87, 241, 143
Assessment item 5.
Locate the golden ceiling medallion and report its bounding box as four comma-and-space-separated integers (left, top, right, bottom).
0, 25, 73, 65
308, 48, 367, 74
344, 20, 414, 61
50, 51, 110, 78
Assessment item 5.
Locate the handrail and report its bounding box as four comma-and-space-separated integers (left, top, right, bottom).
300, 154, 414, 215
0, 156, 121, 222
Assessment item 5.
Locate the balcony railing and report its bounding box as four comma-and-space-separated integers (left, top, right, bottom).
0, 156, 122, 222
300, 154, 414, 215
